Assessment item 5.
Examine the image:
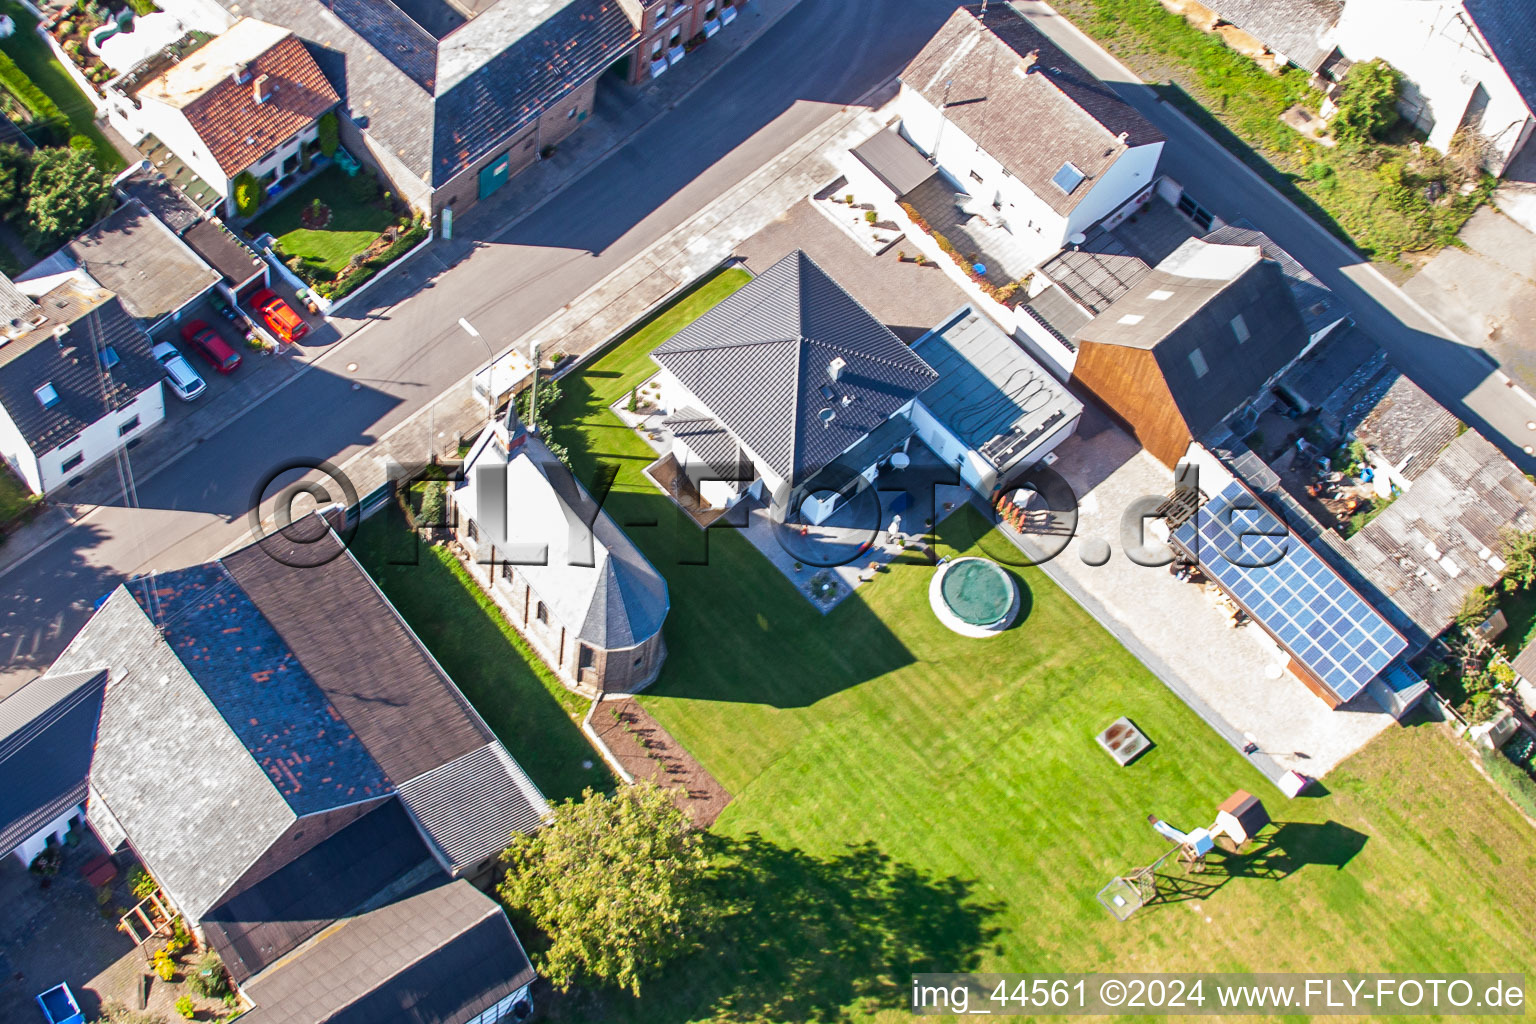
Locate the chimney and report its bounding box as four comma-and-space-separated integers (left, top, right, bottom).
828, 355, 846, 381
1020, 49, 1038, 74
252, 73, 273, 104
232, 61, 253, 85
1116, 130, 1129, 145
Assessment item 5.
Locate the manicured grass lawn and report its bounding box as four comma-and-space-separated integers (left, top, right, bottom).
254, 165, 395, 274
349, 508, 609, 803
524, 268, 1536, 1022
0, 1, 122, 169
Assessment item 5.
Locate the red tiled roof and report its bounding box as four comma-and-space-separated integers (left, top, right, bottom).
183, 34, 340, 176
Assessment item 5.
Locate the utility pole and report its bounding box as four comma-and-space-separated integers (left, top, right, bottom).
527, 339, 541, 435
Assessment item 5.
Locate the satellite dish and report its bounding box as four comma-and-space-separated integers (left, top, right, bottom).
1068, 232, 1087, 246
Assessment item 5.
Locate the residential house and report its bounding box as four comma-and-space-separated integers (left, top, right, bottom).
895, 4, 1165, 273
18, 200, 221, 334
1069, 237, 1320, 467
44, 513, 545, 1021
0, 670, 107, 867
105, 18, 342, 218
0, 278, 165, 495
120, 167, 272, 302
648, 252, 1078, 525
1331, 0, 1536, 174
215, 0, 637, 216
630, 0, 743, 82
453, 412, 670, 697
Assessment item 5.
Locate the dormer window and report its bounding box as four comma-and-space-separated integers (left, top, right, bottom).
35, 383, 60, 408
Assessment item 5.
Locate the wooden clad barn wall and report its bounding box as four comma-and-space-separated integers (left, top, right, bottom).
1286, 657, 1343, 709
1070, 342, 1193, 467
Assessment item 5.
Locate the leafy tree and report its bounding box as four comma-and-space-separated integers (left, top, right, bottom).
316, 111, 340, 158
515, 375, 561, 425
233, 171, 261, 216
498, 782, 711, 996
0, 143, 29, 219
25, 146, 109, 245
1501, 527, 1536, 590
1455, 584, 1499, 631
1331, 59, 1401, 145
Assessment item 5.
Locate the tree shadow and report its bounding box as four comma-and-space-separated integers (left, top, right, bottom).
565, 834, 1003, 1023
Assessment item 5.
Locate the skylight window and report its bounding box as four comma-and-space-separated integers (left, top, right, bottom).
1148, 289, 1173, 301
1230, 313, 1251, 343
1050, 161, 1086, 194
34, 383, 60, 408
99, 345, 119, 370
1188, 348, 1209, 378
1117, 313, 1144, 325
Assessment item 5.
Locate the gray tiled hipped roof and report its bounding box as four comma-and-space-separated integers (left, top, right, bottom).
227, 0, 635, 187
1465, 0, 1536, 115
0, 670, 106, 857
901, 4, 1163, 216
1205, 0, 1342, 71
240, 877, 535, 1024
0, 284, 162, 454
652, 251, 939, 487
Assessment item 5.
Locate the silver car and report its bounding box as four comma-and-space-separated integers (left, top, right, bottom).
151, 342, 207, 401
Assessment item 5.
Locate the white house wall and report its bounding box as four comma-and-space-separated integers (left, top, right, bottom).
1332, 0, 1534, 171
0, 402, 43, 493
37, 384, 165, 493
9, 803, 82, 866
1064, 141, 1163, 238
107, 93, 231, 197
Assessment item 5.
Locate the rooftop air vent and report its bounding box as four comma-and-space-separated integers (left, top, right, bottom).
34, 383, 60, 408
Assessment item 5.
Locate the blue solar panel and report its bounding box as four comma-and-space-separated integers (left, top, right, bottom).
1171, 480, 1408, 701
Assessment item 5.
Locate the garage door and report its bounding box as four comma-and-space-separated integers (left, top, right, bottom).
479, 153, 511, 199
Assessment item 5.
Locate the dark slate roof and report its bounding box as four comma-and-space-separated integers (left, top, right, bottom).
462, 425, 670, 651
240, 877, 536, 1024
1465, 0, 1536, 115
1202, 221, 1347, 337
1275, 320, 1380, 412
63, 201, 219, 327
203, 798, 436, 983
117, 168, 205, 233
228, 0, 635, 188
0, 282, 163, 454
0, 670, 105, 856
652, 251, 939, 487
1344, 430, 1536, 637
901, 4, 1163, 216
911, 306, 1082, 469
1206, 0, 1342, 71
849, 128, 937, 196
134, 561, 394, 816
665, 408, 754, 480
1072, 239, 1309, 438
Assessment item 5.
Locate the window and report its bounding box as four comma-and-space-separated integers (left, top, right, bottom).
1050, 161, 1085, 194
1230, 314, 1250, 343
34, 383, 60, 408
1148, 289, 1173, 301
467, 518, 478, 541
968, 169, 984, 184
634, 655, 643, 667
59, 433, 80, 449
501, 560, 513, 581
536, 601, 548, 624
1117, 313, 1144, 325
99, 345, 120, 369
1188, 347, 1209, 378
61, 452, 85, 472
118, 415, 140, 437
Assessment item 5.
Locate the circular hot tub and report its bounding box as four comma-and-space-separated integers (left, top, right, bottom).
929, 557, 1019, 637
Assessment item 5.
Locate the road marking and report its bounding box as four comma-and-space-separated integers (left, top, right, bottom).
458, 317, 480, 337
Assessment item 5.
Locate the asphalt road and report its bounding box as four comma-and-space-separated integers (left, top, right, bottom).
0, 0, 961, 691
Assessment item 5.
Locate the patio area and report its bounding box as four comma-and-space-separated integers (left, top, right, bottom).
900, 174, 1049, 289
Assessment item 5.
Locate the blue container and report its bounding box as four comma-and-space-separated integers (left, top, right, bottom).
36, 983, 86, 1024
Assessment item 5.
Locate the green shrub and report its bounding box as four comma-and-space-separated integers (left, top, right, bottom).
1481, 748, 1536, 818
232, 171, 260, 216
187, 952, 230, 999
316, 110, 339, 158
321, 219, 427, 300
127, 864, 157, 899
174, 996, 194, 1020
416, 481, 446, 528
67, 134, 93, 153
1456, 585, 1499, 631
1331, 58, 1402, 145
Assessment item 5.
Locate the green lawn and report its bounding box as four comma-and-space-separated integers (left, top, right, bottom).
255, 165, 395, 274
1047, 0, 1492, 263
0, 1, 122, 169
0, 464, 38, 530
520, 268, 1535, 1022
348, 508, 608, 803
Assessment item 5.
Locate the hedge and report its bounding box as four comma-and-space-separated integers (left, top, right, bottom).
0, 50, 67, 145
1481, 747, 1536, 820
321, 221, 428, 301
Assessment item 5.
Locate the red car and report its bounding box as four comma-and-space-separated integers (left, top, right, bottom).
251, 288, 310, 343
180, 320, 242, 374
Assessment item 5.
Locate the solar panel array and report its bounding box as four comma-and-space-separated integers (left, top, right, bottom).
1171, 481, 1407, 701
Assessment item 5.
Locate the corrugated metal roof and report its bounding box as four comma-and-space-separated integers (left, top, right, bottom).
396, 743, 546, 867
1205, 0, 1342, 70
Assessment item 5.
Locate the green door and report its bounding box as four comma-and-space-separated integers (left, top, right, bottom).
478, 153, 511, 199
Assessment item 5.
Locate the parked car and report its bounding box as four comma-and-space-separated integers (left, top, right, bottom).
180, 320, 242, 374
250, 288, 309, 343
151, 342, 207, 401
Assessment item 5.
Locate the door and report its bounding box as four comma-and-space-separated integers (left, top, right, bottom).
478, 153, 512, 199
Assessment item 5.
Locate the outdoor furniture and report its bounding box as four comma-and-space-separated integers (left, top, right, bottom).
80, 853, 117, 888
